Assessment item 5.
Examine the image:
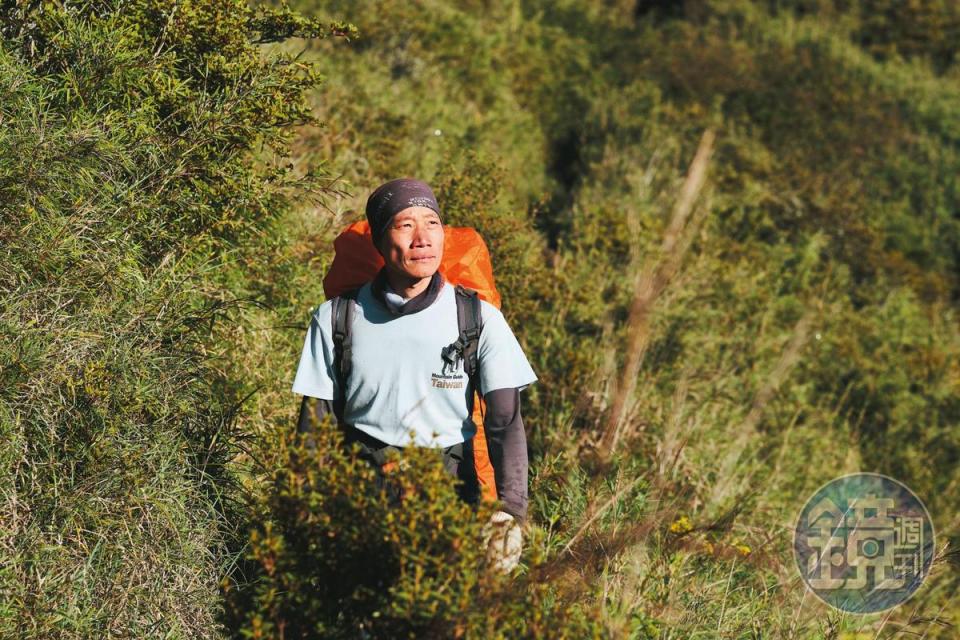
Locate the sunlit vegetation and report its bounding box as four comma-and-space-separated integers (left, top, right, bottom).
2, 0, 957, 637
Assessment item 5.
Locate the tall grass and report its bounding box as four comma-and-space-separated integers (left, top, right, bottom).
0, 2, 351, 636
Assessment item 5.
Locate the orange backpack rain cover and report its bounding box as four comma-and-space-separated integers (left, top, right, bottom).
323, 220, 500, 502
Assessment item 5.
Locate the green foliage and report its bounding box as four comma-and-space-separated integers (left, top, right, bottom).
856, 0, 960, 73
238, 0, 959, 635
226, 418, 604, 639
770, 0, 960, 73
5, 0, 960, 637
0, 1, 350, 636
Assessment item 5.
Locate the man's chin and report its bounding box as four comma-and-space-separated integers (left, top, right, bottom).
403, 262, 439, 280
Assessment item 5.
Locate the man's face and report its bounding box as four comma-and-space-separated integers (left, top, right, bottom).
378, 206, 444, 282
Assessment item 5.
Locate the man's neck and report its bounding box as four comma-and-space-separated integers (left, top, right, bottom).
372, 269, 443, 317
384, 269, 433, 299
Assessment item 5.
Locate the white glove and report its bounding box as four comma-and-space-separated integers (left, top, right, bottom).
482, 510, 522, 573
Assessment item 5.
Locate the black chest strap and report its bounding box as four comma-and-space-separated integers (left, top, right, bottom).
330, 289, 357, 420
452, 285, 482, 392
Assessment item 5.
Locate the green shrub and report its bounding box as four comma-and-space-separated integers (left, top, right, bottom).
0, 1, 351, 636
226, 418, 605, 639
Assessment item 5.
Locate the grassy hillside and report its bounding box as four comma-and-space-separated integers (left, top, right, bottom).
3, 0, 958, 638
0, 2, 350, 636
229, 0, 960, 636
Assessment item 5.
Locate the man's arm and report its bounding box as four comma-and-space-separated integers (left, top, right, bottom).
482, 387, 528, 523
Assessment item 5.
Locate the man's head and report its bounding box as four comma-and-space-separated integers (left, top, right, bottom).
365, 178, 444, 286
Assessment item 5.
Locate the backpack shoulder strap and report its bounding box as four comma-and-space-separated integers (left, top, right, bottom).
330, 289, 358, 402
454, 285, 483, 391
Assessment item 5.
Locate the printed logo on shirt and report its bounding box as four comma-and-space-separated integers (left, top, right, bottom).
434, 343, 465, 388
431, 372, 464, 389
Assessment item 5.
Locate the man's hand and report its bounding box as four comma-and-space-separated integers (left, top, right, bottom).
482, 510, 522, 573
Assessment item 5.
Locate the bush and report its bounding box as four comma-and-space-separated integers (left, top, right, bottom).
226, 418, 604, 639
0, 1, 351, 636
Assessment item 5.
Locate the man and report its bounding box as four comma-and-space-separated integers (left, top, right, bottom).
291, 178, 536, 572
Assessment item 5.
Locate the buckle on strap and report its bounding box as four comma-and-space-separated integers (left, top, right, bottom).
441, 338, 465, 365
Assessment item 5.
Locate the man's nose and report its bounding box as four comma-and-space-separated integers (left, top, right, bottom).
411, 222, 431, 247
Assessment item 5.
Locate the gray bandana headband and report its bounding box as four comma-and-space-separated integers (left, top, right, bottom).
365, 178, 442, 247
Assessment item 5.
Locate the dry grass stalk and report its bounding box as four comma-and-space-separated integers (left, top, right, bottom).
708, 308, 814, 509
559, 472, 647, 559
599, 129, 715, 459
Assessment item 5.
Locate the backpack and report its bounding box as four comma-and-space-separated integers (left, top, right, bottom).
322, 220, 499, 503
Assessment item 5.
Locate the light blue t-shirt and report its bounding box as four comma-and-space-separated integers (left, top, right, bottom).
291, 282, 537, 447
